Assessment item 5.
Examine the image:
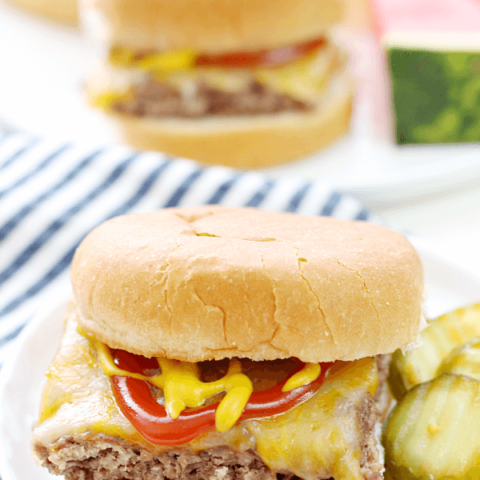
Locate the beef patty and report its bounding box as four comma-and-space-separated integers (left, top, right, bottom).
33, 392, 384, 480
112, 78, 312, 119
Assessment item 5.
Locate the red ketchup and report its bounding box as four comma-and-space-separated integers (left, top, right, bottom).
195, 38, 326, 68
110, 349, 331, 445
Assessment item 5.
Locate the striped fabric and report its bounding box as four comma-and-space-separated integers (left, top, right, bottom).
0, 132, 377, 369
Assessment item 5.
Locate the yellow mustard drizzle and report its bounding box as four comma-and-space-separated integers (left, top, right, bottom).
78, 326, 321, 433
109, 47, 196, 73
160, 357, 254, 432
90, 89, 133, 111
282, 362, 321, 392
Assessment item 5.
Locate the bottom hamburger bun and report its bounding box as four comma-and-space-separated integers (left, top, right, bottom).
6, 0, 77, 23
86, 66, 353, 169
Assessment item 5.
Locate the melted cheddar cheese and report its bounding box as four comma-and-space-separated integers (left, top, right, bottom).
34, 307, 380, 480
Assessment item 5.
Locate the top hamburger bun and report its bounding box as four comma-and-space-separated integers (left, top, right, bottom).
82, 0, 344, 53
72, 206, 424, 363
7, 0, 77, 23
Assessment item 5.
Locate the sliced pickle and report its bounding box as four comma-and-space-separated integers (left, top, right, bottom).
384, 374, 480, 480
438, 337, 480, 382
388, 303, 480, 399
383, 471, 395, 480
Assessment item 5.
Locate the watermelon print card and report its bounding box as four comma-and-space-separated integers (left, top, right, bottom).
370, 0, 480, 145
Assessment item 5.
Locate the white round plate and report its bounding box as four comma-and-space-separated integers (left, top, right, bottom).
1, 3, 480, 205
1, 238, 480, 480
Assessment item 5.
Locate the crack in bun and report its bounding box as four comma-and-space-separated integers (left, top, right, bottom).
72, 206, 424, 362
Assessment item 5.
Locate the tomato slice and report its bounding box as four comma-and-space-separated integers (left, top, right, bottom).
195, 38, 326, 69
110, 349, 332, 445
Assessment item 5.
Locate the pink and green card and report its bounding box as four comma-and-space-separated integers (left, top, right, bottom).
370, 0, 480, 144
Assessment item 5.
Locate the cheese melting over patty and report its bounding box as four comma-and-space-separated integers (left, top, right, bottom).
33, 305, 380, 480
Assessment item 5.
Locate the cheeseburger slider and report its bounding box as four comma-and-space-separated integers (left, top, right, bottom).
82, 0, 353, 168
32, 206, 424, 480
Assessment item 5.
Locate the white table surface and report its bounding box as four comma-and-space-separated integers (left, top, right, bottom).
376, 185, 480, 279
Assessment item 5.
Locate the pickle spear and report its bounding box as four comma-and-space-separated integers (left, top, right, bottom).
384, 374, 480, 480
438, 337, 480, 382
388, 303, 480, 399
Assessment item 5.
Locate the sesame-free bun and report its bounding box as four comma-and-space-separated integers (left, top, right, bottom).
72, 206, 424, 363
87, 66, 353, 169
7, 0, 77, 23
83, 0, 344, 54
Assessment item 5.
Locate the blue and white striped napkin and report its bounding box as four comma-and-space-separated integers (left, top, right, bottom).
0, 132, 378, 369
